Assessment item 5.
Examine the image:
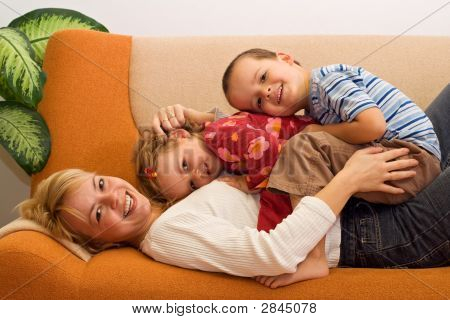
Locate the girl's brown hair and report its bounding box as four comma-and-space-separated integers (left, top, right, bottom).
134, 120, 204, 210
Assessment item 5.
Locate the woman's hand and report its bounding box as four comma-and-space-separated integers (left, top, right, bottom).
315, 147, 419, 216
341, 147, 419, 194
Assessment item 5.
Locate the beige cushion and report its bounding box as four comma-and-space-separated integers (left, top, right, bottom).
130, 35, 450, 129
0, 218, 91, 261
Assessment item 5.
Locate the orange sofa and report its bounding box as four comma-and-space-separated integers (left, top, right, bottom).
0, 30, 449, 299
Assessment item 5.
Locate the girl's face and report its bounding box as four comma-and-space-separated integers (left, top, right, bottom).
62, 175, 154, 247
227, 53, 309, 116
156, 135, 223, 201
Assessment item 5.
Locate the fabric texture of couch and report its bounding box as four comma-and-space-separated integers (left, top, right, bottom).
0, 30, 449, 299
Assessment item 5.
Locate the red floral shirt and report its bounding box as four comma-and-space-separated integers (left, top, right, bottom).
204, 112, 315, 190
204, 112, 315, 232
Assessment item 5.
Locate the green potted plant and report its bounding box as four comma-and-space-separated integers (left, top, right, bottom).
0, 8, 108, 174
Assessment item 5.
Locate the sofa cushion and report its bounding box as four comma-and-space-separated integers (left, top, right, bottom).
130, 35, 450, 129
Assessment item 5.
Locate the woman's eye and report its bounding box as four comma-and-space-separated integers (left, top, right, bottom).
96, 207, 102, 222
98, 178, 105, 191
190, 181, 197, 191
182, 160, 188, 171
260, 72, 267, 82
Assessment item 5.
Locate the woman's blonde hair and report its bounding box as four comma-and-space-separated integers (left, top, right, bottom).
134, 120, 203, 210
18, 169, 110, 253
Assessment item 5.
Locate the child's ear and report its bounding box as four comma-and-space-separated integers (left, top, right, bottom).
276, 52, 295, 65
169, 129, 191, 139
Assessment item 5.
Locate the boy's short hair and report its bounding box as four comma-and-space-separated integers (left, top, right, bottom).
222, 48, 301, 100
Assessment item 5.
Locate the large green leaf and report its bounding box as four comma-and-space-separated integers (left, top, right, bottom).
0, 101, 50, 174
9, 8, 109, 65
0, 27, 46, 108
0, 74, 16, 101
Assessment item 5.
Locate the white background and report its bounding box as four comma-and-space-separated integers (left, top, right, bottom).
1, 0, 449, 227
2, 300, 448, 319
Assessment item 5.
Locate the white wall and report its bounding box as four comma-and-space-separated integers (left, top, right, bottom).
0, 0, 449, 227
1, 0, 449, 37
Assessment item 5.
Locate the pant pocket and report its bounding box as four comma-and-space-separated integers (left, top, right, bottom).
353, 203, 389, 268
356, 203, 382, 252
360, 218, 377, 245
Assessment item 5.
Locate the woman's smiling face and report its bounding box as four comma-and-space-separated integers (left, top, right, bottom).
61, 174, 154, 247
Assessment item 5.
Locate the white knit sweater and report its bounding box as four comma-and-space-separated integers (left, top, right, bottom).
140, 181, 341, 277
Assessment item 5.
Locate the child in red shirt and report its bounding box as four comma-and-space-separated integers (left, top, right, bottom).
203, 111, 314, 231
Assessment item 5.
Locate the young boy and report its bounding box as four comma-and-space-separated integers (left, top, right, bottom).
223, 48, 440, 158
221, 48, 441, 288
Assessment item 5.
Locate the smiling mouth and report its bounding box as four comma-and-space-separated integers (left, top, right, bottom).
124, 191, 135, 218
277, 84, 283, 104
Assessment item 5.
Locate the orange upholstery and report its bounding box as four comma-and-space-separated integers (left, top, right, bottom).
0, 30, 448, 299
0, 231, 83, 299
1, 231, 449, 299
32, 29, 137, 191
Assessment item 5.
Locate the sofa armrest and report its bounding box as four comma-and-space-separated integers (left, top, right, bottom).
32, 30, 137, 192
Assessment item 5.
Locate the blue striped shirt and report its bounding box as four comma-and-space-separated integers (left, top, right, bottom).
307, 64, 441, 159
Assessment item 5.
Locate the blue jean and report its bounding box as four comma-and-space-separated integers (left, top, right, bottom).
339, 84, 450, 268
425, 84, 450, 170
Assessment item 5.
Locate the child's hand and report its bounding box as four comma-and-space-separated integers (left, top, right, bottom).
217, 176, 258, 194
185, 108, 215, 126
301, 123, 322, 133
153, 104, 188, 136
152, 104, 215, 136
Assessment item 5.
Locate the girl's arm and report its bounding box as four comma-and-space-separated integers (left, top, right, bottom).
152, 104, 216, 135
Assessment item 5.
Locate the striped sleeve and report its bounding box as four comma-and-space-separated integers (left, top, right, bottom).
207, 106, 229, 120
318, 71, 378, 122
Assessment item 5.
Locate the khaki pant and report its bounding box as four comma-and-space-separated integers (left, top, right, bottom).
267, 132, 441, 204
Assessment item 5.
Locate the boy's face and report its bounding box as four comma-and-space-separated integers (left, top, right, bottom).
227, 53, 308, 116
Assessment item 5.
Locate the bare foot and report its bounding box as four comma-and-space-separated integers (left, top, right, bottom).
255, 258, 329, 289
255, 273, 304, 289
